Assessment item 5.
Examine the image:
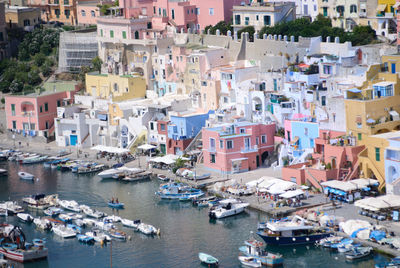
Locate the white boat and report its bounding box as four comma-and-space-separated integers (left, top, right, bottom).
73, 219, 85, 227
0, 208, 7, 217
83, 218, 98, 227
58, 214, 73, 223
0, 168, 7, 176
137, 223, 160, 235
33, 218, 52, 231
108, 229, 127, 240
58, 200, 81, 212
209, 200, 249, 219
121, 171, 151, 182
44, 207, 63, 217
18, 171, 35, 180
0, 243, 48, 263
238, 256, 262, 267
52, 225, 76, 238
77, 164, 105, 174
85, 230, 111, 242
0, 201, 24, 215
98, 166, 135, 179
157, 174, 169, 181
17, 213, 34, 223
22, 155, 48, 164
95, 221, 114, 231
82, 207, 106, 219
121, 219, 141, 228
104, 215, 122, 223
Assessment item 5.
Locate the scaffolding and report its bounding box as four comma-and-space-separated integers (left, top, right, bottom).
58, 29, 98, 73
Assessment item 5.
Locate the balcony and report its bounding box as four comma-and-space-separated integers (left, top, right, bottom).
208, 147, 216, 153
241, 145, 258, 153
22, 111, 35, 117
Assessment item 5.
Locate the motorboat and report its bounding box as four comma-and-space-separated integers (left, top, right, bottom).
82, 207, 106, 219
67, 224, 82, 234
16, 213, 34, 223
0, 201, 24, 215
209, 199, 249, 219
52, 224, 76, 238
58, 214, 73, 223
0, 208, 7, 217
33, 218, 52, 231
157, 174, 169, 181
21, 155, 48, 164
73, 219, 86, 227
58, 200, 81, 212
121, 219, 141, 229
256, 216, 333, 246
76, 164, 105, 174
85, 230, 111, 242
375, 256, 400, 268
337, 243, 361, 253
18, 171, 34, 181
239, 238, 284, 267
238, 256, 262, 267
108, 229, 127, 240
77, 234, 95, 244
0, 169, 7, 176
137, 223, 160, 235
108, 201, 124, 209
345, 246, 373, 260
95, 221, 114, 231
23, 194, 49, 210
330, 238, 353, 250
316, 236, 344, 248
120, 171, 152, 182
97, 166, 135, 179
198, 252, 219, 266
82, 218, 98, 227
44, 207, 63, 217
32, 239, 46, 247
156, 182, 204, 200
104, 215, 122, 223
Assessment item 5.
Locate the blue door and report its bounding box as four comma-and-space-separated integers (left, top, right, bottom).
70, 135, 77, 146
392, 63, 396, 74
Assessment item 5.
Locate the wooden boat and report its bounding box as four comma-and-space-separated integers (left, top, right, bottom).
238, 256, 262, 267
0, 243, 48, 263
345, 246, 373, 260
199, 252, 219, 266
157, 174, 169, 181
18, 171, 34, 181
109, 229, 127, 240
108, 202, 124, 209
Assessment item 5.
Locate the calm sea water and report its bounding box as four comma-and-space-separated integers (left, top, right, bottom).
0, 162, 389, 268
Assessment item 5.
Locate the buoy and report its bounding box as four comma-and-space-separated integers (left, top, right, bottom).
100, 240, 104, 247
128, 236, 131, 240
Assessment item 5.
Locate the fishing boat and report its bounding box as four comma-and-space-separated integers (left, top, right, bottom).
16, 213, 34, 223
157, 174, 169, 181
0, 208, 7, 217
209, 199, 249, 219
257, 216, 333, 246
0, 201, 24, 215
77, 234, 95, 244
121, 219, 141, 228
52, 225, 76, 238
58, 200, 81, 212
18, 171, 34, 181
85, 230, 111, 242
345, 246, 373, 260
33, 218, 52, 231
82, 207, 106, 219
0, 169, 7, 176
239, 238, 284, 267
156, 182, 204, 200
0, 226, 48, 263
97, 166, 134, 179
43, 207, 63, 217
76, 164, 105, 174
108, 229, 127, 240
121, 171, 152, 182
21, 155, 48, 164
137, 223, 160, 235
108, 201, 124, 209
238, 256, 262, 267
198, 252, 219, 266
337, 243, 361, 253
330, 238, 353, 250
32, 239, 46, 247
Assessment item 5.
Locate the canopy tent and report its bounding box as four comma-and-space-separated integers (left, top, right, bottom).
91, 145, 130, 154
137, 144, 156, 151
389, 110, 400, 121
149, 154, 179, 165
355, 194, 400, 211
279, 189, 304, 199
321, 178, 379, 192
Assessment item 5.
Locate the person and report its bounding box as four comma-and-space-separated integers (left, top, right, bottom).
111, 197, 114, 203
116, 198, 119, 204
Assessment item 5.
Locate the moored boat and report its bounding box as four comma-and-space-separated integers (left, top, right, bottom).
77, 234, 95, 244
209, 199, 249, 219
0, 201, 24, 215
108, 201, 124, 209
121, 219, 141, 229
0, 169, 7, 176
58, 200, 81, 212
345, 246, 373, 260
137, 223, 160, 235
52, 224, 76, 238
108, 229, 127, 240
157, 174, 169, 181
238, 256, 262, 267
18, 171, 34, 181
33, 218, 52, 231
44, 207, 63, 217
156, 182, 204, 200
198, 252, 219, 266
16, 213, 33, 223
82, 207, 106, 219
21, 155, 48, 164
239, 238, 284, 267
85, 230, 111, 242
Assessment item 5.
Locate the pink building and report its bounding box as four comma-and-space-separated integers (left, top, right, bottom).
77, 1, 101, 26
202, 121, 276, 174
282, 130, 365, 190
5, 90, 76, 139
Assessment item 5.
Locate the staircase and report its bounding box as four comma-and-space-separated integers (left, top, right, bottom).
343, 160, 360, 181
197, 151, 203, 164
305, 168, 323, 191
81, 133, 90, 145
338, 169, 350, 181
184, 129, 202, 154
290, 148, 313, 165
354, 148, 386, 191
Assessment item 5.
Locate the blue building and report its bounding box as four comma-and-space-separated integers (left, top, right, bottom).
385, 133, 400, 195
290, 120, 319, 157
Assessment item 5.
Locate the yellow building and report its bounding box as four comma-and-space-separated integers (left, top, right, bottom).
377, 0, 396, 15
5, 6, 41, 29
85, 72, 147, 102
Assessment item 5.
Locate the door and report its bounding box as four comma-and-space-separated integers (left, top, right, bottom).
160, 144, 166, 154
70, 135, 78, 146
392, 63, 396, 74
256, 155, 260, 167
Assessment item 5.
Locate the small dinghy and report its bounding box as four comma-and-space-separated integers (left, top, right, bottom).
109, 229, 127, 240
18, 171, 34, 180
137, 223, 160, 235
85, 230, 111, 242
121, 219, 141, 229
157, 174, 169, 181
345, 246, 373, 260
77, 234, 95, 244
82, 207, 106, 219
108, 201, 124, 209
17, 213, 34, 223
32, 238, 46, 247
44, 207, 63, 217
199, 252, 219, 266
238, 256, 262, 267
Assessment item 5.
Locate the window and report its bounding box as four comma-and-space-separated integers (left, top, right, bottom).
125, 87, 129, 92
219, 140, 224, 149
12, 121, 16, 129
160, 124, 165, 131
187, 9, 189, 15
81, 10, 86, 16
256, 15, 259, 20
55, 9, 60, 17
0, 32, 3, 42
64, 0, 68, 4
11, 104, 15, 116
91, 10, 95, 17
209, 8, 214, 15
23, 19, 30, 26
223, 97, 228, 103
226, 140, 233, 149
162, 8, 166, 17
100, 29, 103, 37
314, 5, 317, 11
195, 8, 200, 15
57, 100, 61, 107
321, 96, 326, 106
113, 83, 118, 92
158, 8, 161, 15
65, 9, 70, 18
150, 122, 154, 130
350, 4, 357, 13
323, 7, 328, 16
40, 106, 42, 113
210, 138, 215, 149
44, 103, 48, 112
358, 133, 362, 141
245, 17, 249, 25
240, 128, 245, 134
256, 137, 259, 145
375, 147, 380, 161
235, 14, 241, 25
171, 9, 175, 19
303, 4, 308, 15
210, 154, 216, 163
153, 6, 156, 14
110, 30, 114, 38
264, 15, 271, 26
122, 31, 127, 39
261, 135, 266, 144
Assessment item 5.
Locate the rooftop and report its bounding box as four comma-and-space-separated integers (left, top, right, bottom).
6, 5, 39, 12
9, 81, 78, 97
371, 131, 400, 139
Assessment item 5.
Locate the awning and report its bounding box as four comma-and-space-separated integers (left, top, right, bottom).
231, 157, 248, 162
279, 189, 304, 199
347, 88, 362, 93
137, 144, 156, 150
91, 145, 130, 154
393, 2, 400, 9
290, 136, 299, 145
366, 118, 375, 124
377, 4, 387, 12
389, 110, 400, 121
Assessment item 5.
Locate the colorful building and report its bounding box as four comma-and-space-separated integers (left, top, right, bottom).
385, 132, 400, 194
202, 121, 276, 173
85, 72, 147, 101
76, 1, 101, 26
6, 85, 77, 139
5, 6, 41, 31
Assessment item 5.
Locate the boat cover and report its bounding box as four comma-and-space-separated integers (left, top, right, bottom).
369, 230, 386, 241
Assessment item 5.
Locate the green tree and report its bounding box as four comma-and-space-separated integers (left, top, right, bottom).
9, 80, 24, 93
78, 65, 91, 82
91, 56, 103, 74
40, 42, 52, 56
0, 81, 10, 93
28, 68, 42, 85
237, 26, 255, 41
40, 64, 52, 77
33, 53, 46, 67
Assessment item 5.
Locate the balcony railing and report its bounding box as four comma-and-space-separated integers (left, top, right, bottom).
241, 145, 258, 153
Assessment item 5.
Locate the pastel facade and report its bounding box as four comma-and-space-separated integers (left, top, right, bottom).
385, 134, 400, 194
6, 89, 76, 138
5, 6, 41, 31
85, 72, 146, 101
288, 120, 319, 157
147, 119, 168, 154
202, 122, 276, 173
76, 1, 100, 25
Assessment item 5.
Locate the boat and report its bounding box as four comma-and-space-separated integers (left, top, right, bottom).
0, 201, 24, 215
32, 239, 46, 247
108, 229, 127, 240
209, 199, 249, 219
98, 166, 135, 179
76, 164, 105, 174
52, 225, 76, 238
137, 223, 160, 235
198, 252, 219, 266
85, 230, 111, 242
58, 214, 73, 223
104, 215, 122, 223
0, 208, 7, 217
23, 194, 49, 210
73, 219, 86, 227
256, 216, 333, 246
58, 200, 81, 212
33, 218, 52, 231
0, 226, 48, 263
121, 219, 141, 229
337, 243, 361, 253
82, 207, 106, 219
21, 155, 48, 164
0, 169, 7, 176
375, 256, 400, 268
77, 234, 95, 244
238, 256, 262, 267
82, 218, 98, 227
44, 207, 63, 217
193, 196, 217, 206
121, 171, 152, 182
108, 201, 124, 209
157, 174, 169, 182
345, 246, 373, 260
316, 236, 344, 248
95, 221, 115, 231
330, 238, 353, 250
188, 173, 211, 181
16, 213, 34, 223
156, 182, 204, 200
239, 238, 284, 267
66, 224, 82, 234
17, 171, 34, 181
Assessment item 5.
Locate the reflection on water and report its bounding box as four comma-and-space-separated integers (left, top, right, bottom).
0, 162, 390, 267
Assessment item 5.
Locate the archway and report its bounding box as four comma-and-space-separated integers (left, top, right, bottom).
133, 67, 144, 76
252, 96, 263, 112
134, 31, 139, 39
261, 151, 269, 166
375, 128, 390, 134
394, 125, 400, 131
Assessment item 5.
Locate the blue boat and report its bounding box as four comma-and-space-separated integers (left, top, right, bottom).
67, 224, 82, 234
257, 216, 332, 246
239, 239, 284, 267
156, 182, 204, 200
108, 202, 124, 209
77, 234, 95, 244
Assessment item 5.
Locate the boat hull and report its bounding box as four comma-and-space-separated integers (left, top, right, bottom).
0, 247, 48, 263
257, 232, 333, 246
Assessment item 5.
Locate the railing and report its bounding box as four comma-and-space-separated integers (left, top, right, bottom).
241, 145, 258, 153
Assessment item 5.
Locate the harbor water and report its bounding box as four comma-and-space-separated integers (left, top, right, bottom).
0, 162, 390, 267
